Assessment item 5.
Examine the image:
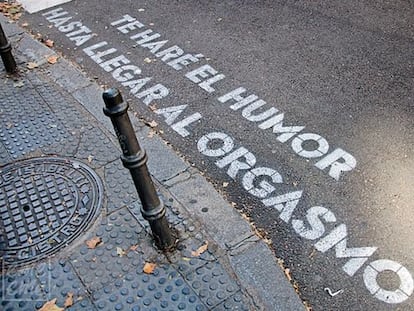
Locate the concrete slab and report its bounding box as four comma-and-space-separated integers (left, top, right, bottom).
168, 173, 253, 249
230, 241, 305, 311
136, 126, 189, 183
71, 83, 114, 133
0, 15, 24, 37
47, 58, 91, 93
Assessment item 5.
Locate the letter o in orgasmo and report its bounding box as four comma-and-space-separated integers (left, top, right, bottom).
197, 132, 234, 157
363, 259, 414, 304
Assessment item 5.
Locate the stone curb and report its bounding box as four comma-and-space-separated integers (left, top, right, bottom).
0, 14, 305, 310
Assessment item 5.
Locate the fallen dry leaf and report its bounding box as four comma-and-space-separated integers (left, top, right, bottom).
38, 298, 64, 311
309, 248, 316, 259
87, 155, 93, 163
304, 301, 313, 311
147, 130, 155, 138
21, 22, 29, 27
284, 268, 292, 282
223, 182, 229, 187
144, 57, 152, 63
116, 247, 126, 257
27, 62, 39, 69
47, 55, 59, 64
86, 237, 101, 249
240, 212, 250, 222
130, 245, 139, 251
148, 120, 158, 128
45, 39, 54, 47
13, 81, 24, 88
191, 241, 209, 257
64, 292, 74, 308
143, 262, 156, 274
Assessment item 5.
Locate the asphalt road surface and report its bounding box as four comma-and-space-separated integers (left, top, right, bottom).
18, 1, 414, 310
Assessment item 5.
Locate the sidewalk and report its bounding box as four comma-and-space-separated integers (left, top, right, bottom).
0, 14, 305, 311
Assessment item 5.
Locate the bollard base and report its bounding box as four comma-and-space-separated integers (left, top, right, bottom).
1, 51, 17, 73
141, 199, 177, 251
149, 217, 177, 251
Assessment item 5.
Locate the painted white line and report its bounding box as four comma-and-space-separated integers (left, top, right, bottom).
18, 0, 72, 14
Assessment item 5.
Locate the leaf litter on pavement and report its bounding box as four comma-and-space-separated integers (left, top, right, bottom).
191, 241, 209, 257
38, 298, 64, 311
86, 236, 102, 249
27, 62, 39, 69
0, 2, 22, 21
47, 55, 59, 64
143, 262, 157, 274
64, 292, 74, 308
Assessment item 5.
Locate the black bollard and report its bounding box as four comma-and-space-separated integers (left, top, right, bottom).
103, 88, 175, 250
0, 23, 17, 73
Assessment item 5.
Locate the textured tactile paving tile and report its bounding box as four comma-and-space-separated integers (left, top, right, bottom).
36, 260, 96, 311
184, 262, 241, 309
70, 208, 147, 292
104, 160, 139, 213
212, 291, 251, 310
0, 77, 68, 160
0, 266, 46, 311
93, 264, 207, 311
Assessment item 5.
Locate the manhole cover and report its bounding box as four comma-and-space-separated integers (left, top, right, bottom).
0, 157, 103, 269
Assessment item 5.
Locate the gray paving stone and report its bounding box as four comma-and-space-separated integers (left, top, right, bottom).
0, 16, 24, 38
71, 83, 115, 133
168, 174, 253, 249
136, 126, 189, 183
14, 33, 56, 65
163, 170, 192, 187
47, 58, 92, 93
229, 240, 305, 311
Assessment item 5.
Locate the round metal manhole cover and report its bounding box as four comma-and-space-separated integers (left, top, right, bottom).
0, 157, 103, 269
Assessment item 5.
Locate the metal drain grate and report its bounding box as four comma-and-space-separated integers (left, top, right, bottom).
0, 157, 103, 269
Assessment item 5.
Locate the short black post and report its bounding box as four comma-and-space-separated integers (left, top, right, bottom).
0, 23, 17, 73
103, 88, 175, 250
